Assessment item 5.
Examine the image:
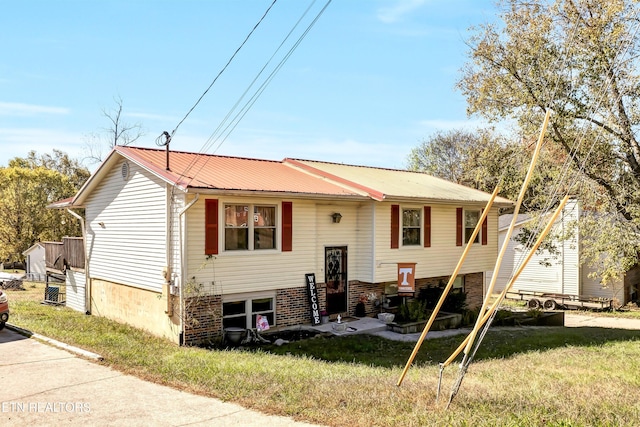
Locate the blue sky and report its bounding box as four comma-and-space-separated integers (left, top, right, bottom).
1, 0, 499, 171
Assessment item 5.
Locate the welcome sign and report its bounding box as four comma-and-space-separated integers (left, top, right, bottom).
305, 273, 321, 326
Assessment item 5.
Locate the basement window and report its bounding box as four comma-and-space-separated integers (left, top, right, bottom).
222, 294, 275, 330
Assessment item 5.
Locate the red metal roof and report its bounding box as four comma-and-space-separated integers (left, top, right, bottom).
116, 146, 364, 197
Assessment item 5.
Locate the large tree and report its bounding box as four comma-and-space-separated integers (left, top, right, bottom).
0, 151, 89, 263
458, 0, 640, 284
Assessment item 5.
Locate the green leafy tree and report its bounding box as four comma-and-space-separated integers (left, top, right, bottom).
457, 0, 640, 285
0, 151, 89, 263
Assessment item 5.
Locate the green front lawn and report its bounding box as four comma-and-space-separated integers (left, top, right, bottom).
6, 282, 640, 427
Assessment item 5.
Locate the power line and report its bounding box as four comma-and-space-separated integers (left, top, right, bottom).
167, 0, 278, 140
182, 0, 333, 185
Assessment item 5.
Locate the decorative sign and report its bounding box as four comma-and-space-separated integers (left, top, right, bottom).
305, 273, 321, 326
397, 263, 416, 293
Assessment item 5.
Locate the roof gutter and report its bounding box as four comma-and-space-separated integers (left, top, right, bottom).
182, 188, 371, 201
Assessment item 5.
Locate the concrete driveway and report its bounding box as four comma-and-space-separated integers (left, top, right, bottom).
0, 328, 320, 427
564, 312, 640, 329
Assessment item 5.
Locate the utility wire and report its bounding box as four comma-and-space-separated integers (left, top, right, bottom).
205, 0, 332, 155
168, 0, 278, 140
183, 0, 332, 185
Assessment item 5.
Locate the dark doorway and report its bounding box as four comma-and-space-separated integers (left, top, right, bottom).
325, 246, 347, 314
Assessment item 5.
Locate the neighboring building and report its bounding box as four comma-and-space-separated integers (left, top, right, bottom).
489, 199, 635, 307
60, 146, 512, 345
22, 243, 45, 281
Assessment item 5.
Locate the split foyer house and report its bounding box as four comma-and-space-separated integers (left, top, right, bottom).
62, 146, 512, 345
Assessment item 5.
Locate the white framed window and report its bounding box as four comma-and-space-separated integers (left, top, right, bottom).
464, 210, 481, 244
402, 208, 421, 246
222, 293, 276, 329
224, 204, 276, 251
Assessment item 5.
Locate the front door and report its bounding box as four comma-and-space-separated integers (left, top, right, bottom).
325, 246, 347, 314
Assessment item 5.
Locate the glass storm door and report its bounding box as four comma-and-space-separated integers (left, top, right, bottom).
325, 246, 347, 314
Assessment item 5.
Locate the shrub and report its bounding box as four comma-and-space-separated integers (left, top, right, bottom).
397, 299, 429, 322
417, 285, 468, 313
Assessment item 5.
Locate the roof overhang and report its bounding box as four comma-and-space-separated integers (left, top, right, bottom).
47, 197, 75, 209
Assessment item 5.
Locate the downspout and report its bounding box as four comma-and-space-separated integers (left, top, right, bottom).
178, 193, 200, 342
371, 203, 376, 283
561, 206, 565, 295
66, 208, 90, 314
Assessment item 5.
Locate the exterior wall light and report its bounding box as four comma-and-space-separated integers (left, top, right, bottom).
331, 212, 342, 223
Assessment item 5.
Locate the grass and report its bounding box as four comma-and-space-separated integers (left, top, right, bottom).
6, 282, 640, 427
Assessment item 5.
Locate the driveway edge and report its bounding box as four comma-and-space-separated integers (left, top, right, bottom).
6, 322, 104, 361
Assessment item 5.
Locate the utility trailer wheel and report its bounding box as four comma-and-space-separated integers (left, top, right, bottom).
527, 299, 541, 309
543, 299, 557, 310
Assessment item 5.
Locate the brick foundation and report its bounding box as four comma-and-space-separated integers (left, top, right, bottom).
181, 272, 485, 345
276, 287, 323, 327
183, 294, 222, 345
351, 272, 485, 315
463, 272, 484, 308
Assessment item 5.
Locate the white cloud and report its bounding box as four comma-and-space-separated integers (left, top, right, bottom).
377, 0, 427, 24
0, 127, 86, 167
0, 102, 69, 116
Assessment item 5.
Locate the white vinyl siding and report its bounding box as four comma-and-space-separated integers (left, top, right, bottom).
373, 203, 498, 284
186, 198, 318, 295
85, 160, 167, 292
184, 197, 500, 296
491, 200, 582, 297
66, 270, 86, 312
490, 234, 566, 295
582, 266, 625, 301
24, 245, 46, 278
356, 203, 375, 282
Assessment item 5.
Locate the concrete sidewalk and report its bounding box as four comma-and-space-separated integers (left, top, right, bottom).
0, 328, 321, 427
311, 312, 640, 343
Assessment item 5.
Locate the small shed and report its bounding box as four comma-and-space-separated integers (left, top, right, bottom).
22, 243, 46, 282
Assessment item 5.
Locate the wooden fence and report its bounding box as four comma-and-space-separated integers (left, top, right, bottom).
44, 237, 85, 271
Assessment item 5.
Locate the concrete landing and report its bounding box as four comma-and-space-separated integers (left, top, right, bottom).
311, 316, 473, 342
311, 317, 388, 336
